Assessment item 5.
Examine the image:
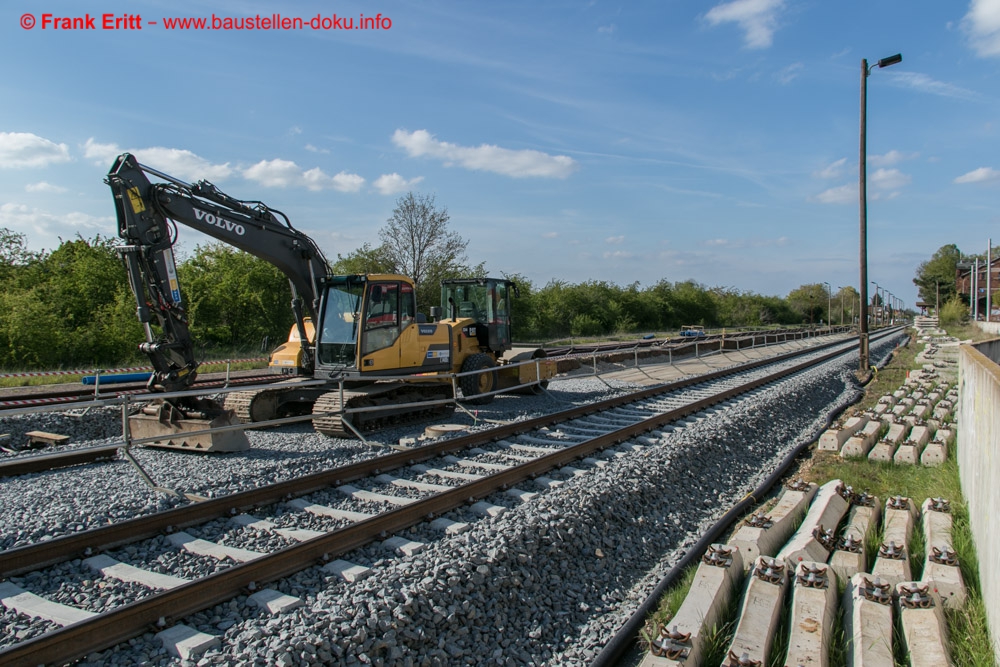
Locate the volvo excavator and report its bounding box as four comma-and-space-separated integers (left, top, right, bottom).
106, 153, 555, 451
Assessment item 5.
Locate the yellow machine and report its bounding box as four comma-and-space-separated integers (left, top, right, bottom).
269, 318, 315, 374
108, 151, 553, 447
253, 275, 555, 434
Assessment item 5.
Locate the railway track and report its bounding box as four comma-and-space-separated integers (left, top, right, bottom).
0, 329, 898, 666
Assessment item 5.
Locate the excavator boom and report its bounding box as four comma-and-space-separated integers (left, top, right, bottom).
107, 153, 330, 451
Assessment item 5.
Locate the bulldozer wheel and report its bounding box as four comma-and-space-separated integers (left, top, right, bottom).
460, 353, 497, 405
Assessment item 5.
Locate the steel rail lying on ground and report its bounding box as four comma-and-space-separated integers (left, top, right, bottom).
0, 329, 899, 666
0, 445, 122, 477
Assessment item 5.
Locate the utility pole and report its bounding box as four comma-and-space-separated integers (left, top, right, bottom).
859, 58, 870, 373
974, 258, 980, 321
823, 282, 832, 329
970, 259, 975, 311
989, 238, 993, 322
858, 53, 901, 373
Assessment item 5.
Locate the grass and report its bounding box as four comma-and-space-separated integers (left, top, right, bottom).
945, 321, 995, 343
640, 325, 996, 667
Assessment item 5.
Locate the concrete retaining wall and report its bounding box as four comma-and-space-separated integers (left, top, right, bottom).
973, 321, 1000, 335
958, 339, 1000, 662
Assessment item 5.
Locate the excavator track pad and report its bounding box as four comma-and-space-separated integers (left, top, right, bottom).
313, 383, 455, 438
129, 399, 250, 453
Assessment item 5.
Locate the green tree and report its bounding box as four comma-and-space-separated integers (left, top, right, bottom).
178, 243, 294, 352
913, 244, 961, 308
0, 234, 142, 368
671, 280, 718, 327
832, 285, 860, 325
330, 242, 395, 275
380, 192, 473, 311
786, 284, 828, 325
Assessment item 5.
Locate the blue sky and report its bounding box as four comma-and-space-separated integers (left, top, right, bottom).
2, 0, 999, 307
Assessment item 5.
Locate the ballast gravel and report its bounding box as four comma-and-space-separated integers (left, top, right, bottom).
0, 334, 907, 665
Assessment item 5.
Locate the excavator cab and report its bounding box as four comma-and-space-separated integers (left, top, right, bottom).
313, 274, 453, 377
441, 277, 515, 355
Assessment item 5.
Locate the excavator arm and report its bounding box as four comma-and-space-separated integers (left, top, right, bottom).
106, 153, 329, 392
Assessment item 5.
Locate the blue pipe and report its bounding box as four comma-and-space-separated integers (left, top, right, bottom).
81, 372, 152, 385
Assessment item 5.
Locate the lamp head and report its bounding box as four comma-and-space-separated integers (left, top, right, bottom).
877, 53, 902, 68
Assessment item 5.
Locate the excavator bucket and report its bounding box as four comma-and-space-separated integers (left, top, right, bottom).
128, 399, 250, 453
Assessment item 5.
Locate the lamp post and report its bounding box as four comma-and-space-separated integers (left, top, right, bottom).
871, 281, 880, 328
838, 286, 847, 325
823, 282, 832, 329
859, 52, 902, 374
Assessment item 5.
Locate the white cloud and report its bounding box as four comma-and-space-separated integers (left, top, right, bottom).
304, 144, 330, 154
603, 250, 635, 259
870, 168, 911, 190
963, 0, 1000, 57
955, 166, 1000, 183
869, 150, 918, 167
0, 132, 71, 168
815, 158, 846, 179
331, 172, 366, 193
813, 183, 856, 204
704, 236, 789, 248
705, 0, 785, 49
373, 173, 424, 195
542, 231, 558, 239
885, 72, 978, 100
392, 129, 577, 179
81, 138, 119, 164
598, 24, 616, 34
605, 235, 625, 244
25, 181, 67, 193
775, 62, 803, 84
870, 191, 901, 201
243, 159, 299, 187
84, 138, 234, 181
0, 202, 113, 245
243, 159, 364, 192
814, 169, 909, 203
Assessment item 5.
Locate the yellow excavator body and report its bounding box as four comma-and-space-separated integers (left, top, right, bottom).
269, 318, 315, 374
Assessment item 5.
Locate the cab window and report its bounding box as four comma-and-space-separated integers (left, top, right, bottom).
363, 282, 401, 354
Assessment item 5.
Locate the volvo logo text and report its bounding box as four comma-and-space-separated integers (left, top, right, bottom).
193, 208, 245, 235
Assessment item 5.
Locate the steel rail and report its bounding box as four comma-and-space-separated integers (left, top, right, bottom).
0, 445, 121, 477
0, 331, 904, 666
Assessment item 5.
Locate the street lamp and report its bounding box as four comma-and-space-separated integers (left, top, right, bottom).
871, 281, 880, 328
859, 52, 902, 374
837, 286, 847, 325
823, 282, 832, 328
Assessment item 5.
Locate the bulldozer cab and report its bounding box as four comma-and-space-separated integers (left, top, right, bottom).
441, 278, 514, 354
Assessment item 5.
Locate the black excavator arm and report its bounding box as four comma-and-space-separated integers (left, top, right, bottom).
106, 153, 329, 392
